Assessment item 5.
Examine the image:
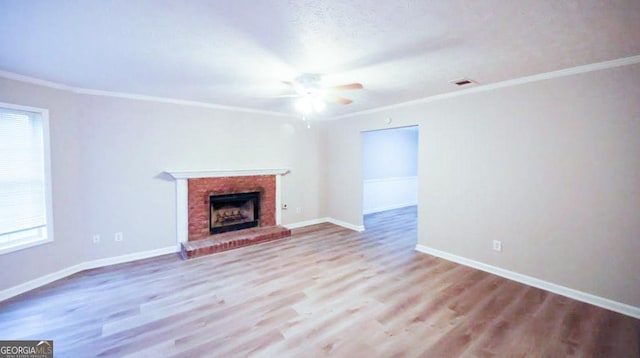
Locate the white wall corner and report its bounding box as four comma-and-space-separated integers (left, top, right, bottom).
284, 217, 365, 232
327, 218, 365, 232
414, 244, 640, 319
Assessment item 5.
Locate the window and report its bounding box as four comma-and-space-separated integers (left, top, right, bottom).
0, 103, 53, 254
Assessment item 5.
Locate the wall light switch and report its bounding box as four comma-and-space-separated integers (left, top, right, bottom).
115, 232, 123, 242
92, 235, 100, 244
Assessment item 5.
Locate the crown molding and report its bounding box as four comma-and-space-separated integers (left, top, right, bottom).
0, 70, 76, 91
73, 88, 298, 118
3, 55, 639, 120
333, 54, 640, 120
0, 70, 298, 118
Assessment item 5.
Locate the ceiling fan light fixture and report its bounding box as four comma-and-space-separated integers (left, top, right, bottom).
295, 97, 313, 114
286, 73, 363, 114
295, 94, 326, 114
312, 97, 326, 112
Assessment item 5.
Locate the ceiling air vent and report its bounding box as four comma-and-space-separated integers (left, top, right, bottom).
451, 78, 477, 86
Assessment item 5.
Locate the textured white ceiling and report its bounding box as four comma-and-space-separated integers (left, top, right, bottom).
1, 0, 639, 117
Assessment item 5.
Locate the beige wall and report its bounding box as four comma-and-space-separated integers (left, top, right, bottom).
325, 63, 640, 307
2, 62, 639, 309
0, 78, 85, 290
0, 77, 325, 290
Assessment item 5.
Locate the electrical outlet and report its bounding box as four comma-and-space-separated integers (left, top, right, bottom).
296, 207, 302, 214
492, 240, 502, 252
114, 232, 123, 242
92, 234, 100, 244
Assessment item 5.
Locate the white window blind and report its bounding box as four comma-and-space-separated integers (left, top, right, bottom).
0, 107, 47, 242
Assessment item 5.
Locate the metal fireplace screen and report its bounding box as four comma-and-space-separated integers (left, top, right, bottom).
209, 191, 260, 234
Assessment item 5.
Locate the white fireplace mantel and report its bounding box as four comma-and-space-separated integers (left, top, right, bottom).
165, 168, 290, 247
166, 168, 289, 180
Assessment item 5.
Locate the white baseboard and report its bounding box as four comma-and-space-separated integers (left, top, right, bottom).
0, 245, 179, 302
285, 217, 365, 232
363, 202, 417, 215
327, 218, 365, 232
284, 218, 330, 230
0, 263, 86, 303
415, 244, 640, 319
83, 246, 179, 270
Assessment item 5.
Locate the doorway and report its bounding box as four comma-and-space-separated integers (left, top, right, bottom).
362, 126, 418, 223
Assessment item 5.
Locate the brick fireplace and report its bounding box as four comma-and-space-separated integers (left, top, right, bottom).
188, 175, 276, 240
166, 169, 289, 248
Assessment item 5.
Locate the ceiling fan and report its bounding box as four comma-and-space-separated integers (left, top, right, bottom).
278, 73, 363, 114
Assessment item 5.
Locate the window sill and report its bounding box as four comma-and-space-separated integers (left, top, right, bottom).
0, 237, 53, 255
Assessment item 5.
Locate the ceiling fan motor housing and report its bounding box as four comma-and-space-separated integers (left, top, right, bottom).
296, 73, 322, 87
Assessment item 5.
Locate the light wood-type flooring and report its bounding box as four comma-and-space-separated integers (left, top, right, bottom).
1, 206, 638, 357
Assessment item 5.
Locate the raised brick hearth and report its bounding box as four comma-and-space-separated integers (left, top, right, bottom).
181, 226, 291, 259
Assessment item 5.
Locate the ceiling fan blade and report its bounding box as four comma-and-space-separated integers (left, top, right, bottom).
327, 83, 363, 91
325, 95, 353, 105
282, 80, 311, 95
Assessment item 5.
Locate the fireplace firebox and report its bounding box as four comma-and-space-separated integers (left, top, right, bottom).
209, 191, 260, 234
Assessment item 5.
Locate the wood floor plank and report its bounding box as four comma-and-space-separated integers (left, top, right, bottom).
0, 206, 638, 357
